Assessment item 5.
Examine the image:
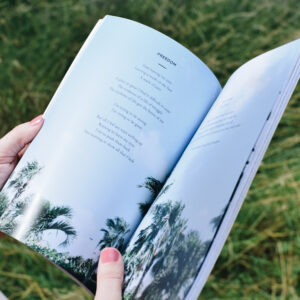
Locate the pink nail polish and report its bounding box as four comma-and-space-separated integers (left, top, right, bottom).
100, 248, 119, 263
30, 115, 43, 126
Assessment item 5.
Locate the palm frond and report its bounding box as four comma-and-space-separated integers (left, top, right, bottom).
44, 220, 77, 247
138, 177, 163, 198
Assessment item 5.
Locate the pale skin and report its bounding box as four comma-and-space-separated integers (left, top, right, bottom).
0, 115, 124, 300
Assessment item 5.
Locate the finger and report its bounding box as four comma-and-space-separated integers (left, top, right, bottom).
0, 115, 43, 163
95, 248, 124, 300
18, 144, 30, 159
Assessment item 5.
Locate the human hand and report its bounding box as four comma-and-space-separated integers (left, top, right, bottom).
95, 248, 124, 300
0, 115, 44, 190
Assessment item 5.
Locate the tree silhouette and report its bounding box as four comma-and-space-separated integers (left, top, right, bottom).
84, 217, 130, 284
8, 161, 42, 199
137, 177, 163, 217
0, 159, 77, 247
138, 177, 163, 198
123, 252, 144, 291
98, 217, 130, 252
140, 231, 210, 299
0, 192, 8, 217
0, 191, 14, 234
128, 200, 186, 298
137, 177, 172, 217
26, 200, 77, 247
11, 198, 77, 247
123, 194, 214, 299
30, 244, 96, 287
0, 161, 42, 226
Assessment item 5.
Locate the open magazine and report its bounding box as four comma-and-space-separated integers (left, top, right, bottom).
0, 15, 299, 299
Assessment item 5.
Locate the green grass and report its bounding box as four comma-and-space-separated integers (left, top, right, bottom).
0, 234, 92, 299
0, 0, 300, 299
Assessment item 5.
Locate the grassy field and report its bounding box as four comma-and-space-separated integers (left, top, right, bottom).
0, 0, 300, 299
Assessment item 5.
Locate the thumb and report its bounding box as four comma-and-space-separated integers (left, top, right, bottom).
0, 115, 44, 162
95, 248, 124, 300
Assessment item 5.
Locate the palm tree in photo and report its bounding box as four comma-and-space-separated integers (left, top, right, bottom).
0, 161, 42, 224
140, 231, 210, 300
130, 201, 174, 259
138, 177, 163, 198
7, 161, 42, 199
0, 191, 15, 234
84, 217, 130, 284
0, 192, 8, 217
123, 252, 144, 290
130, 200, 185, 299
98, 217, 130, 252
137, 176, 172, 217
24, 200, 77, 247
137, 177, 163, 217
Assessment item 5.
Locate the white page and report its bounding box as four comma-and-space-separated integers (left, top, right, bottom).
0, 292, 8, 300
0, 16, 220, 291
123, 39, 300, 300
187, 40, 300, 300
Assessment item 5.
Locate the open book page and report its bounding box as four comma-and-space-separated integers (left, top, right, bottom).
0, 292, 8, 300
0, 16, 220, 291
186, 39, 300, 300
123, 39, 300, 300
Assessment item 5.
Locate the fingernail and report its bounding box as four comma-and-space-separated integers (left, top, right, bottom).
30, 115, 43, 126
100, 248, 119, 263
